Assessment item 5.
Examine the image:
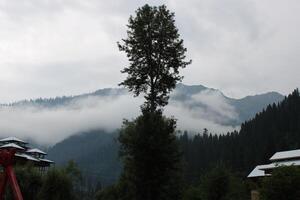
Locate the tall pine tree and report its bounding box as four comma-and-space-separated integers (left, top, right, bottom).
117, 4, 191, 200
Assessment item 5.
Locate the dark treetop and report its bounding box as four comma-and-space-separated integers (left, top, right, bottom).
118, 4, 191, 112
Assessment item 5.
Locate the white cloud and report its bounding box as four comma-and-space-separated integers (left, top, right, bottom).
190, 90, 237, 120
0, 89, 238, 145
0, 94, 142, 145
166, 89, 239, 133
166, 103, 238, 134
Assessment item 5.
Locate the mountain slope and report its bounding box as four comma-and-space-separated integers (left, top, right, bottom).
180, 89, 300, 183
47, 130, 121, 186
170, 84, 284, 126
230, 91, 285, 123
47, 89, 296, 186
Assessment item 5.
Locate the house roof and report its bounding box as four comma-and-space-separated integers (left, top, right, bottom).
270, 149, 300, 161
15, 153, 40, 162
248, 149, 300, 178
0, 137, 27, 144
259, 159, 300, 170
0, 143, 25, 150
247, 164, 272, 178
26, 148, 47, 155
0, 136, 54, 166
39, 158, 54, 163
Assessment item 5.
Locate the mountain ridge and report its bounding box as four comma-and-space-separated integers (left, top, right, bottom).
2, 83, 282, 108
1, 84, 284, 128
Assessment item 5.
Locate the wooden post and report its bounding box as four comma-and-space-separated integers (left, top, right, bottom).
251, 190, 260, 200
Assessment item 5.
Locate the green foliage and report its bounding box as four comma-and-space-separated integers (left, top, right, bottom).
5, 164, 43, 200
182, 186, 202, 200
38, 168, 74, 200
118, 112, 183, 200
261, 166, 300, 200
64, 160, 82, 189
118, 4, 191, 112
116, 5, 187, 199
201, 165, 248, 200
95, 184, 121, 200
200, 165, 231, 200
183, 165, 248, 200
4, 161, 87, 200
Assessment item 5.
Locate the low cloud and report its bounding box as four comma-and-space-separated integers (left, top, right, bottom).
0, 95, 141, 145
0, 89, 239, 146
166, 90, 239, 133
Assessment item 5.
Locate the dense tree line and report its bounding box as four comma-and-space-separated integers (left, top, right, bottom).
180, 89, 300, 184
4, 161, 96, 200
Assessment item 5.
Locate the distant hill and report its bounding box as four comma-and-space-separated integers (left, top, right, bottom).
47, 130, 120, 186
6, 83, 284, 127
229, 91, 285, 124
170, 83, 284, 126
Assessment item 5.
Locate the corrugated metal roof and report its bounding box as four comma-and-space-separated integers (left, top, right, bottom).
27, 148, 47, 155
270, 149, 300, 161
0, 143, 25, 150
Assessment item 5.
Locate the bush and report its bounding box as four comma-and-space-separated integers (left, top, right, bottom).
261, 166, 300, 200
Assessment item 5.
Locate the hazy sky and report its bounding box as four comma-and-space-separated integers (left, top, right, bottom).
0, 0, 299, 103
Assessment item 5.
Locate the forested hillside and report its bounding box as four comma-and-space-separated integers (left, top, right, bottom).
180, 89, 300, 183
47, 89, 299, 187
47, 130, 121, 186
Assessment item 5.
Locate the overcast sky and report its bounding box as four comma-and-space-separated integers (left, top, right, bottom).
0, 0, 299, 103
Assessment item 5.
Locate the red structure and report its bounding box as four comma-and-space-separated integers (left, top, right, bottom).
0, 148, 23, 200
0, 137, 54, 200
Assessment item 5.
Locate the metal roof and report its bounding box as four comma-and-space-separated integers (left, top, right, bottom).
270, 149, 300, 161
26, 148, 47, 155
15, 153, 40, 162
248, 159, 300, 178
0, 137, 27, 144
0, 136, 54, 166
247, 164, 272, 178
39, 158, 54, 163
259, 159, 300, 170
0, 143, 25, 150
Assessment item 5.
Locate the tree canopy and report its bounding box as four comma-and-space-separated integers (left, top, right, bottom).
118, 4, 191, 112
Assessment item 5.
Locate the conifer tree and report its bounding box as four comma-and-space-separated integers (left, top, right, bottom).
117, 4, 190, 200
